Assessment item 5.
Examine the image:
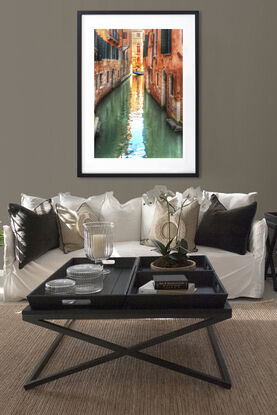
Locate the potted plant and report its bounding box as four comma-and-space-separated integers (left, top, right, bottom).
142, 186, 210, 271
151, 238, 196, 271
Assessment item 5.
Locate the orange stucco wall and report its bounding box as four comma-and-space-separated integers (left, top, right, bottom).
143, 29, 183, 123
94, 29, 132, 107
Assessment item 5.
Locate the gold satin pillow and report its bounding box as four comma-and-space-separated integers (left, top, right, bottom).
147, 200, 200, 252
56, 202, 98, 253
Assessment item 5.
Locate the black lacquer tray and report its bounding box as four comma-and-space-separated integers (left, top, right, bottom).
27, 256, 228, 310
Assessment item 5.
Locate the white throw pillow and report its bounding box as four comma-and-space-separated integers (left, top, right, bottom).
21, 193, 62, 210
59, 192, 106, 217
206, 191, 257, 210
100, 192, 142, 242
141, 200, 156, 241
199, 191, 258, 223
141, 192, 182, 242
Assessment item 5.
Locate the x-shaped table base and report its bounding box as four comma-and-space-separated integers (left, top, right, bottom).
23, 316, 231, 390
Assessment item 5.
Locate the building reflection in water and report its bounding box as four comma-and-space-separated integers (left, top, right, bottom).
95, 75, 182, 159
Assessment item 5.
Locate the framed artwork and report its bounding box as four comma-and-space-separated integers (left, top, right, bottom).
77, 11, 199, 177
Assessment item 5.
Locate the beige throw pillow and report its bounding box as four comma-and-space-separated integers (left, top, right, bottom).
56, 202, 98, 253
147, 200, 200, 252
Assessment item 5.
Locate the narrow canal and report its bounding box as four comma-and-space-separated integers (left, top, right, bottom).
95, 75, 182, 158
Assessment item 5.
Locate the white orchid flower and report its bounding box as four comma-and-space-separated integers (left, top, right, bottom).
199, 191, 211, 212
153, 185, 175, 203
153, 185, 168, 199
182, 187, 195, 202
167, 196, 179, 214
182, 186, 203, 203
142, 190, 156, 205
194, 186, 203, 203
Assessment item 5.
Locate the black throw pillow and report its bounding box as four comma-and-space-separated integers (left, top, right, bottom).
8, 199, 59, 269
195, 194, 257, 255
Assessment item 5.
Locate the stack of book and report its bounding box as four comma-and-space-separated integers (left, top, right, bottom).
138, 274, 196, 295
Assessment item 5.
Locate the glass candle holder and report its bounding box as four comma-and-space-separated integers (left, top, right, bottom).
84, 222, 114, 274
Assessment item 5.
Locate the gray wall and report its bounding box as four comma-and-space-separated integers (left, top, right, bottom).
0, 0, 276, 229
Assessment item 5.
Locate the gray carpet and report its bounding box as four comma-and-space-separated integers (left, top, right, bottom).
0, 301, 276, 415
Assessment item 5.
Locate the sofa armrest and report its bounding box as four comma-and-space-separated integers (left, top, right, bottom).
249, 219, 267, 259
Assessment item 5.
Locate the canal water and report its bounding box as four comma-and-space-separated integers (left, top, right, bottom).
95, 75, 182, 158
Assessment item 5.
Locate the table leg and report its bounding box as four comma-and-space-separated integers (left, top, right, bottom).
23, 316, 231, 390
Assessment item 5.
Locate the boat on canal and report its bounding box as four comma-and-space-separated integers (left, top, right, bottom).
132, 71, 144, 76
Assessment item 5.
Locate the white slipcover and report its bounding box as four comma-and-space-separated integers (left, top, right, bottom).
3, 219, 267, 302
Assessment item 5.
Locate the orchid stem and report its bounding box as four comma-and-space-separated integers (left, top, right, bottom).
177, 199, 186, 241
167, 200, 171, 242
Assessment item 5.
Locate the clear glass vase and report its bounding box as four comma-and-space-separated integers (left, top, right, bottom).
83, 222, 114, 275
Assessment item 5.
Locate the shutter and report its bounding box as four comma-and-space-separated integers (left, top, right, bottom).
168, 29, 172, 54
104, 41, 107, 59
161, 29, 172, 54
94, 32, 98, 61
143, 34, 149, 57
107, 43, 111, 59
161, 29, 167, 54
97, 36, 104, 61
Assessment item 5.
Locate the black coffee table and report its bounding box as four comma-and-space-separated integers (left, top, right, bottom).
22, 256, 232, 390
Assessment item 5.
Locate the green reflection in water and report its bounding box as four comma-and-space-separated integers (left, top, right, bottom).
95, 75, 182, 158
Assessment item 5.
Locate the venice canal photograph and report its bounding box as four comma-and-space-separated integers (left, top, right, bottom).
94, 29, 183, 159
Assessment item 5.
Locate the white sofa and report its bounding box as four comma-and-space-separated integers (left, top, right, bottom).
3, 190, 267, 302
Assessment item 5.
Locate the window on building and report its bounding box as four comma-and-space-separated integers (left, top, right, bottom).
156, 72, 159, 86
107, 71, 109, 83
123, 31, 127, 39
161, 29, 172, 54
109, 29, 119, 42
143, 34, 149, 57
105, 42, 111, 59
112, 45, 119, 60
95, 74, 99, 90
136, 32, 141, 38
169, 74, 174, 96
137, 45, 141, 54
99, 73, 103, 88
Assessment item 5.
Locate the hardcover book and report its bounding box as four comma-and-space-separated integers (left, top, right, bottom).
138, 280, 196, 295
153, 274, 189, 290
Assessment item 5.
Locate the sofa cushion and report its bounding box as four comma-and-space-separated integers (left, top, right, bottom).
3, 237, 265, 302
21, 193, 62, 210
147, 200, 199, 251
141, 200, 156, 242
100, 192, 141, 242
59, 192, 106, 217
8, 200, 59, 269
56, 203, 98, 253
195, 194, 257, 255
199, 190, 257, 223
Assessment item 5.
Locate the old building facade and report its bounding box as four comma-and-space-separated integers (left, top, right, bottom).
143, 29, 183, 124
94, 29, 132, 107
131, 30, 144, 72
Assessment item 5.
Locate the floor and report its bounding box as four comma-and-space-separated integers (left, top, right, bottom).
0, 270, 276, 304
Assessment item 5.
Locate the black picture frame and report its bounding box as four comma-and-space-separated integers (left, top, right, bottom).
77, 10, 199, 177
